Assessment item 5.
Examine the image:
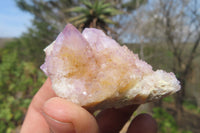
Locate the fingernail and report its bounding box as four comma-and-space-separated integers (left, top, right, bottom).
43, 112, 75, 133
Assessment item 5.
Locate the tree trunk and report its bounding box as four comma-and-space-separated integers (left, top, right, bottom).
174, 76, 186, 124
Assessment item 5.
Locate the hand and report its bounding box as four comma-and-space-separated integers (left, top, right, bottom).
21, 78, 157, 133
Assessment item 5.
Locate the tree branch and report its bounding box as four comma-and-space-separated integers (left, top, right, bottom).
183, 33, 200, 76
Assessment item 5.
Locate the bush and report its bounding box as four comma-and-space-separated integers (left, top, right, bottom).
153, 107, 178, 133
0, 40, 46, 132
153, 107, 192, 133
163, 96, 174, 103
183, 99, 198, 110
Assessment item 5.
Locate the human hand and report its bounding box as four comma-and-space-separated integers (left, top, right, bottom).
21, 78, 157, 133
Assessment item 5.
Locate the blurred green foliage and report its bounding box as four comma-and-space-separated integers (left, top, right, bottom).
0, 0, 199, 132
183, 99, 200, 114
153, 107, 192, 133
163, 96, 174, 103
0, 40, 46, 132
153, 107, 178, 133
0, 1, 147, 132
183, 100, 197, 110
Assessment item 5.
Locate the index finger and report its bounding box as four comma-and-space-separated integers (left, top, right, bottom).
31, 78, 56, 110
21, 78, 56, 133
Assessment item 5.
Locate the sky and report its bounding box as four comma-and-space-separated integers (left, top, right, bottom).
0, 0, 33, 38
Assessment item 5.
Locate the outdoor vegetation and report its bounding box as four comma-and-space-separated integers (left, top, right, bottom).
0, 0, 200, 132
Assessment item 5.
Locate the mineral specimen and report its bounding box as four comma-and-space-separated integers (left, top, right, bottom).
41, 24, 180, 110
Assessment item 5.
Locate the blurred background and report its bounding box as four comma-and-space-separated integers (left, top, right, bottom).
0, 0, 200, 132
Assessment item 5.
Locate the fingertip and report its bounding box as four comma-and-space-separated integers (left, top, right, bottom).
41, 78, 52, 90
43, 97, 99, 133
43, 97, 73, 122
127, 113, 157, 133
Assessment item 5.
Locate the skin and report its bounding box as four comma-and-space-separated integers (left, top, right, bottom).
21, 78, 157, 133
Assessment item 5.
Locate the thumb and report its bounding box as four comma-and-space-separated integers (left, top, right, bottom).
42, 97, 99, 133
43, 111, 75, 133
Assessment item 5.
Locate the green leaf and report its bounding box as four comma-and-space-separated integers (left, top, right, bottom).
68, 14, 86, 22
99, 15, 115, 24
20, 99, 31, 108
102, 8, 124, 16
101, 3, 111, 10
65, 7, 86, 13
82, 0, 92, 9
0, 108, 13, 121
0, 121, 6, 133
14, 110, 23, 121
94, 0, 99, 10
74, 18, 87, 26
6, 127, 13, 133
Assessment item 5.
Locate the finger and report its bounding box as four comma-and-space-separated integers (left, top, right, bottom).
127, 113, 157, 133
21, 78, 56, 133
43, 97, 99, 133
96, 105, 139, 133
31, 78, 56, 110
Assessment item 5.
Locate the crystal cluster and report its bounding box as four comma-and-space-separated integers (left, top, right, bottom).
41, 24, 180, 109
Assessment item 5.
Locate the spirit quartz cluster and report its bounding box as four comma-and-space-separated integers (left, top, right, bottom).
41, 24, 180, 110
